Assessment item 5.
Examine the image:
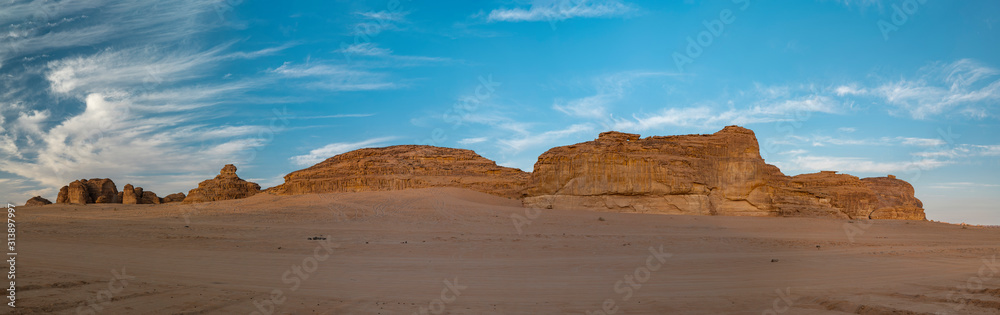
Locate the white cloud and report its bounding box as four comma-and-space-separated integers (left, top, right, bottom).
834, 84, 867, 96
926, 182, 1000, 189
610, 95, 843, 132
871, 59, 1000, 119
499, 123, 593, 152
357, 10, 409, 22
801, 135, 946, 147
458, 137, 489, 145
336, 43, 392, 56
837, 127, 856, 133
270, 62, 398, 91
0, 92, 273, 195
486, 0, 635, 22
912, 144, 1000, 159
0, 0, 232, 64
553, 71, 675, 119
290, 137, 396, 166
780, 149, 808, 155
780, 155, 951, 174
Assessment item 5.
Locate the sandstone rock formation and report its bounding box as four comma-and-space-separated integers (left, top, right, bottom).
24, 196, 52, 206
53, 179, 162, 205
183, 164, 261, 203
65, 180, 92, 205
56, 178, 120, 204
523, 127, 925, 220
121, 184, 141, 205
266, 145, 530, 199
162, 193, 186, 203
141, 191, 160, 204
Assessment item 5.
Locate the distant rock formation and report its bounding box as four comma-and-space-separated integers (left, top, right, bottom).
24, 196, 52, 206
183, 164, 261, 203
266, 145, 530, 199
162, 193, 186, 203
121, 184, 141, 205
56, 179, 161, 205
141, 191, 160, 204
522, 127, 926, 220
55, 178, 120, 204
65, 180, 93, 204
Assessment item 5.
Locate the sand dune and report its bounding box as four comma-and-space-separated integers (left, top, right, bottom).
15, 188, 1000, 314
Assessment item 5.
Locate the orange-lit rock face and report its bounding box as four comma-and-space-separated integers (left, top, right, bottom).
523, 126, 925, 220
184, 164, 261, 203
267, 145, 530, 199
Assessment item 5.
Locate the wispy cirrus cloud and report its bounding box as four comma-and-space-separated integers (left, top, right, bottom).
835, 59, 1000, 119
554, 71, 676, 119
290, 137, 396, 166
778, 155, 951, 174
458, 137, 489, 145
499, 123, 593, 152
0, 0, 301, 202
484, 0, 636, 22
610, 94, 843, 132
270, 62, 398, 91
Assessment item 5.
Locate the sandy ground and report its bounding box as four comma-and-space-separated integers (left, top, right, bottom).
9, 187, 1000, 314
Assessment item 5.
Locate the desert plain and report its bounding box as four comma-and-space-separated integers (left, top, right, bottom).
11, 187, 1000, 314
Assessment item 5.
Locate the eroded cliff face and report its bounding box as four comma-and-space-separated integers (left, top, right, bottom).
266, 145, 530, 199
523, 126, 926, 220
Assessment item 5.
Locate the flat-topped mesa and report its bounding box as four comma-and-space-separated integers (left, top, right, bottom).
524, 126, 781, 216
523, 126, 925, 220
266, 145, 530, 199
183, 164, 261, 203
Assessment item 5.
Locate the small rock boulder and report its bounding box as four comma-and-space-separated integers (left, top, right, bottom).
162, 193, 186, 203
24, 196, 52, 207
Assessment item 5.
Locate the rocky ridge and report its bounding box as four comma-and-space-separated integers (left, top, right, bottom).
522, 127, 925, 220
266, 145, 530, 199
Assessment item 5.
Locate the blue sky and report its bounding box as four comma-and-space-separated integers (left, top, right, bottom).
1, 0, 998, 224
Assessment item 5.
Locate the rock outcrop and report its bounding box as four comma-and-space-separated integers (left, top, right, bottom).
861, 175, 925, 220
141, 191, 160, 204
65, 180, 92, 205
24, 196, 52, 206
121, 184, 141, 205
56, 178, 120, 204
183, 164, 261, 203
522, 127, 926, 220
55, 179, 162, 205
162, 193, 186, 203
266, 145, 530, 199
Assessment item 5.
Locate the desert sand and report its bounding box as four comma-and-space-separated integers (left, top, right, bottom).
13, 187, 1000, 314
